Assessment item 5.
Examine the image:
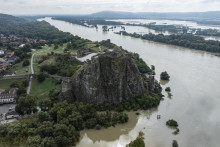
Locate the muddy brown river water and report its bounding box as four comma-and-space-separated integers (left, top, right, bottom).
40, 17, 220, 147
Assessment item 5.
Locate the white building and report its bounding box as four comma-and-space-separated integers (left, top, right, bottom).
0, 88, 18, 104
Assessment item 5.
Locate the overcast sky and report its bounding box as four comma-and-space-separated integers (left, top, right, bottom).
0, 0, 220, 15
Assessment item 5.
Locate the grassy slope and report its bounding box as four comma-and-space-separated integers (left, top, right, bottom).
30, 78, 60, 100
0, 78, 25, 89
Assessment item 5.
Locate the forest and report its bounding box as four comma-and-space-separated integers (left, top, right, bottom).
53, 16, 122, 28
196, 29, 220, 37
0, 14, 70, 40
0, 99, 129, 146
118, 31, 220, 53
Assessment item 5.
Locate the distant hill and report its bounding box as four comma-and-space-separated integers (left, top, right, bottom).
0, 13, 26, 24
89, 11, 220, 21
0, 13, 70, 40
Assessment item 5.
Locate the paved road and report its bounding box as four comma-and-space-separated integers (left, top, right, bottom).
27, 53, 35, 94
30, 53, 35, 74
26, 47, 51, 94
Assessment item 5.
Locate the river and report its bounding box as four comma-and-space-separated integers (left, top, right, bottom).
41, 17, 220, 147
107, 19, 220, 30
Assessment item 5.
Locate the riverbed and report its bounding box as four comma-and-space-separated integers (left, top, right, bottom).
41, 17, 220, 147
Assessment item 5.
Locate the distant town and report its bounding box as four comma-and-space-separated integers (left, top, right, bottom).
0, 34, 45, 72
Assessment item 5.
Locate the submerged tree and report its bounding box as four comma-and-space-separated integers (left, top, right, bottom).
126, 131, 145, 147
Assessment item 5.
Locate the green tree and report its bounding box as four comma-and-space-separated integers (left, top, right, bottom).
172, 140, 179, 147
26, 135, 42, 147
165, 87, 171, 92
38, 112, 50, 122
37, 73, 46, 82
160, 71, 170, 80
10, 81, 19, 88
22, 79, 29, 87
36, 121, 54, 138
17, 86, 27, 96
126, 131, 145, 147
41, 137, 57, 147
39, 98, 51, 112
54, 44, 58, 50
166, 119, 178, 127
22, 59, 30, 67
85, 118, 97, 129
15, 95, 37, 115
68, 112, 84, 130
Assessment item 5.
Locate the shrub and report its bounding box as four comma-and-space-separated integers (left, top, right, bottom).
10, 81, 19, 88
160, 71, 170, 80
22, 59, 30, 66
22, 79, 29, 87
173, 128, 180, 135
168, 92, 173, 97
126, 131, 145, 147
172, 140, 179, 147
165, 87, 171, 92
37, 73, 46, 82
166, 119, 178, 127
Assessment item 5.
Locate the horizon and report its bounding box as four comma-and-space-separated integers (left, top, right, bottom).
1, 0, 220, 15
1, 10, 220, 16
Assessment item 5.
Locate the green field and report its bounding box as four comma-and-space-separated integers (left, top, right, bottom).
34, 43, 77, 55
0, 78, 26, 90
30, 78, 61, 100
5, 60, 31, 75
31, 42, 108, 73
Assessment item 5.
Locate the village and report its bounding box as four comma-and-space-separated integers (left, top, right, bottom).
0, 34, 45, 72
0, 34, 47, 124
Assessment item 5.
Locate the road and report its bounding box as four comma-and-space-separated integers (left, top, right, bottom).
26, 53, 35, 94
27, 47, 51, 94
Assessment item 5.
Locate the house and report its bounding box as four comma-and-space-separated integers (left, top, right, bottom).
0, 58, 6, 62
5, 51, 15, 57
0, 61, 9, 71
0, 89, 5, 94
7, 55, 19, 63
0, 65, 7, 71
0, 88, 18, 104
10, 42, 20, 46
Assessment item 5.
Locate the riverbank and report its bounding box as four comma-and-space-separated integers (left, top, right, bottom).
116, 31, 220, 53
41, 17, 220, 147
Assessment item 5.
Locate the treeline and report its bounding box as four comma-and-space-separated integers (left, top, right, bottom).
53, 16, 123, 27
129, 52, 152, 74
196, 20, 220, 26
119, 31, 220, 53
196, 29, 220, 37
0, 98, 129, 146
0, 14, 70, 40
126, 23, 190, 34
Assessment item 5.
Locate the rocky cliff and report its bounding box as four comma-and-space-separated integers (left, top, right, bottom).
60, 49, 153, 105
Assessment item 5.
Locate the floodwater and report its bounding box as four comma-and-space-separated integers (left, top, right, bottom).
107, 19, 220, 30
41, 17, 220, 147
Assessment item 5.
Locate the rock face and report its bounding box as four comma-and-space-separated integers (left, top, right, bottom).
60, 49, 146, 105
100, 39, 112, 48
77, 48, 95, 58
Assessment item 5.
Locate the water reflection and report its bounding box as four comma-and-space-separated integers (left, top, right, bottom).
160, 80, 169, 85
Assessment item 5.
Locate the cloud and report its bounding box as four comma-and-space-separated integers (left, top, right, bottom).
0, 0, 219, 15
